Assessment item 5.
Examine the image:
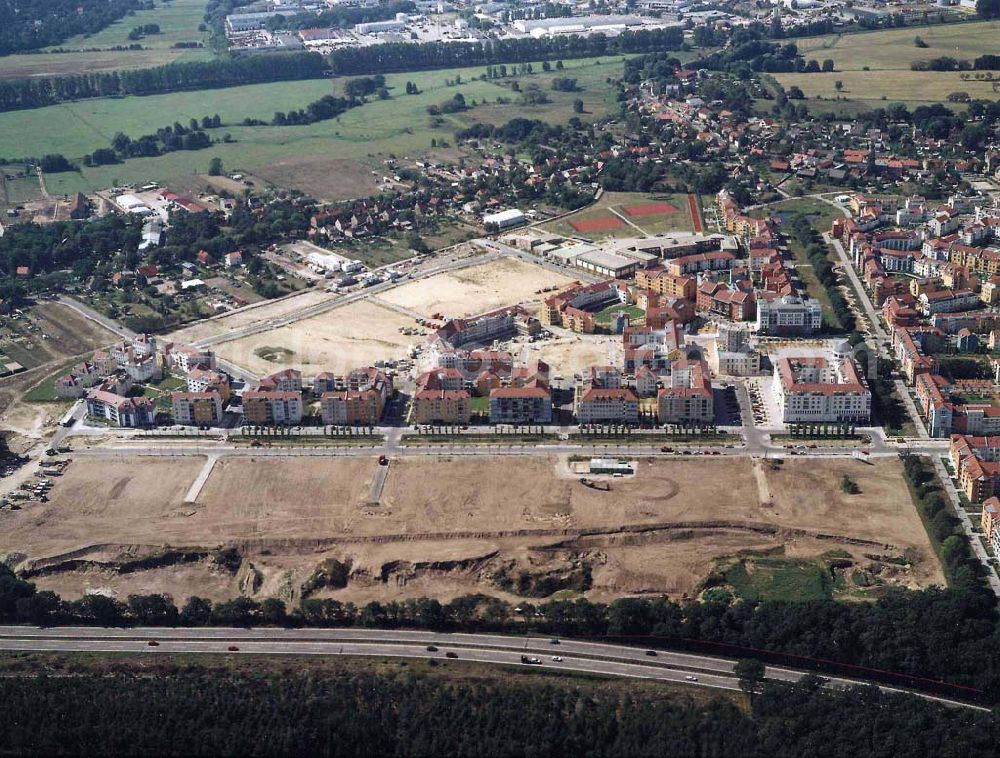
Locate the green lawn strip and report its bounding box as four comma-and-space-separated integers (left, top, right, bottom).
723, 557, 833, 602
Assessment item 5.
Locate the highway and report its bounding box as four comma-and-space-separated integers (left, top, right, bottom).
0, 626, 984, 711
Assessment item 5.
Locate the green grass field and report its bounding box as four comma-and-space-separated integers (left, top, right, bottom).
10, 56, 629, 200
0, 0, 212, 81
723, 557, 833, 602
594, 303, 643, 325
794, 20, 1000, 71
775, 19, 1000, 108
46, 0, 210, 52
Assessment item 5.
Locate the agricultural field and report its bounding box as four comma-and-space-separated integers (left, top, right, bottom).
0, 55, 630, 202
216, 299, 420, 376
0, 80, 336, 164
2, 453, 943, 603
774, 20, 1000, 108
541, 192, 700, 239
0, 0, 213, 81
378, 257, 576, 319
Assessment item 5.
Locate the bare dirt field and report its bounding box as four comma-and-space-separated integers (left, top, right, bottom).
216, 299, 419, 375
3, 453, 943, 603
254, 157, 383, 203
168, 289, 337, 344
0, 458, 206, 560
763, 458, 934, 558
526, 332, 620, 377
379, 257, 577, 318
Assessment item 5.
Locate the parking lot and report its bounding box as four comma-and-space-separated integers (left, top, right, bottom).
745, 376, 784, 429
714, 384, 742, 426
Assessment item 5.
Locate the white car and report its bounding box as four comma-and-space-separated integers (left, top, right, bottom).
685, 675, 698, 682
551, 656, 562, 662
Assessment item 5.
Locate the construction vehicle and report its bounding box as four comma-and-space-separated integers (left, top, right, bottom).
378, 455, 389, 466
579, 477, 610, 492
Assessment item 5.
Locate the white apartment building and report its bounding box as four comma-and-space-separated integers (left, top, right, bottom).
756, 294, 823, 335
772, 350, 871, 424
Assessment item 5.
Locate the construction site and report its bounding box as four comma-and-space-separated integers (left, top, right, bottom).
0, 451, 944, 606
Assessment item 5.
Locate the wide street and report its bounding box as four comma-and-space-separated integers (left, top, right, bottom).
0, 626, 985, 711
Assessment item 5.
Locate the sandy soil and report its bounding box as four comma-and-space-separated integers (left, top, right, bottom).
763, 458, 931, 551
379, 257, 577, 318
525, 332, 621, 378
3, 454, 944, 603
168, 289, 337, 344
215, 300, 419, 375
0, 458, 206, 560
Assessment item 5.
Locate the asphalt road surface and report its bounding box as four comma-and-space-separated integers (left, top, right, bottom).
0, 626, 985, 711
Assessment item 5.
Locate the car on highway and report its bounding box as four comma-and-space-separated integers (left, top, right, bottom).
549, 639, 560, 645
551, 656, 562, 662
228, 646, 239, 652
147, 641, 159, 647
445, 652, 458, 659
426, 645, 438, 652
685, 675, 698, 681
645, 650, 657, 657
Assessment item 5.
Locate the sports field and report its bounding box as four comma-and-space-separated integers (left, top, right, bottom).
775, 20, 1000, 107
0, 0, 213, 81
571, 216, 624, 233
0, 55, 630, 200
542, 192, 697, 239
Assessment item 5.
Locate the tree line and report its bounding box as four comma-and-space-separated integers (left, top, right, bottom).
326, 28, 683, 76
2, 563, 998, 699
271, 93, 360, 126
783, 212, 856, 333
0, 52, 328, 114
1, 669, 998, 756
912, 55, 1000, 71
264, 0, 415, 31
0, 0, 143, 55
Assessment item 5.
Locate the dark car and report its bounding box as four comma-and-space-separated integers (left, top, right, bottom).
426, 645, 438, 652
445, 652, 458, 659
645, 650, 658, 657
227, 645, 239, 652
147, 640, 160, 647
